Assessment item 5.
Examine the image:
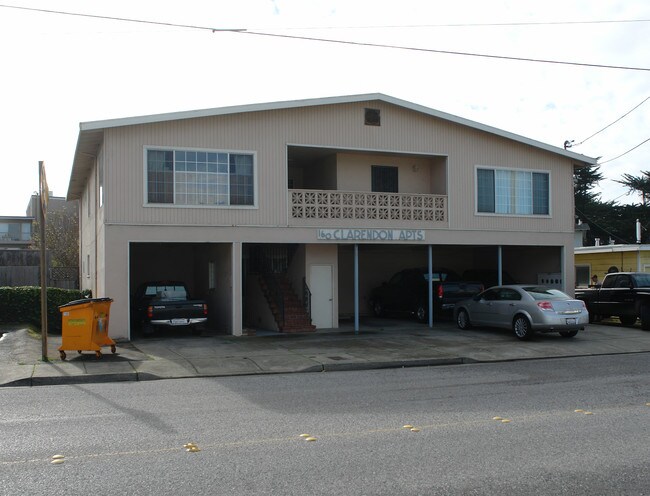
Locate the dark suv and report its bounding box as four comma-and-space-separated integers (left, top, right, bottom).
369, 268, 483, 322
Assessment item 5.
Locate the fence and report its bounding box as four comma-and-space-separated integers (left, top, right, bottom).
0, 250, 78, 289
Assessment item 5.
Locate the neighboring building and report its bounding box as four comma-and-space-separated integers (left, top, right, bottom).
0, 216, 36, 286
26, 192, 78, 219
26, 192, 80, 289
0, 195, 79, 288
575, 244, 650, 287
0, 216, 33, 249
67, 93, 596, 340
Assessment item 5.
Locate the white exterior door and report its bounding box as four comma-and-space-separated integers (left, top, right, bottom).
310, 264, 333, 328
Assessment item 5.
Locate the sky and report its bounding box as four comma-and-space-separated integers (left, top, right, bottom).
0, 0, 648, 216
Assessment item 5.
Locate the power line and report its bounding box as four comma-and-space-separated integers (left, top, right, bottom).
0, 4, 244, 32
566, 96, 650, 149
3, 3, 649, 31
276, 18, 650, 30
575, 207, 631, 244
1, 3, 649, 72
241, 31, 650, 71
599, 137, 650, 165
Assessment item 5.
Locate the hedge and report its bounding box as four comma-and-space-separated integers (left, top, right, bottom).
0, 286, 92, 334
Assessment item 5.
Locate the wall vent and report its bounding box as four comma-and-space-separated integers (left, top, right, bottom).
364, 108, 381, 126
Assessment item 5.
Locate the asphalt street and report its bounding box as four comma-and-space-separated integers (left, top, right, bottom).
1, 353, 649, 495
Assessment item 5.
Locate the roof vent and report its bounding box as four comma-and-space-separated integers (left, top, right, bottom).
364, 108, 381, 126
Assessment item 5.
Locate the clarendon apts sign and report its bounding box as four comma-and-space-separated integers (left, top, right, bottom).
317, 229, 425, 242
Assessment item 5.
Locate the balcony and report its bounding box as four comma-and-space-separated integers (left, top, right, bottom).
289, 189, 447, 228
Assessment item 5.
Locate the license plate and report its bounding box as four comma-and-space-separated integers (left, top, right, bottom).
565, 318, 576, 325
171, 318, 188, 325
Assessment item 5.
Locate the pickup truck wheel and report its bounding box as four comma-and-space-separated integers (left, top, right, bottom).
559, 330, 578, 338
456, 309, 471, 330
641, 306, 650, 331
619, 315, 637, 327
415, 303, 427, 323
513, 315, 534, 341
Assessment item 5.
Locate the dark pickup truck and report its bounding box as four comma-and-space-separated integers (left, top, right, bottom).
575, 272, 650, 330
131, 281, 208, 335
369, 267, 484, 322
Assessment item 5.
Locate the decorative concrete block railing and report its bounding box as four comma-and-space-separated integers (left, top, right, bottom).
289, 190, 446, 223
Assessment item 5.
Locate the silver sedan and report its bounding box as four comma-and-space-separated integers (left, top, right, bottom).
454, 285, 589, 340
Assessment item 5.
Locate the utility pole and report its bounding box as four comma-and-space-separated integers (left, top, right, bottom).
39, 161, 48, 361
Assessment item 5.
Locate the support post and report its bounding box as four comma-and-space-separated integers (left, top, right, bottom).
354, 243, 359, 334
38, 161, 48, 361
428, 245, 433, 328
497, 246, 503, 286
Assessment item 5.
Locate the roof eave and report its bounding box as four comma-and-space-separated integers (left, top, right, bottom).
78, 93, 597, 165
67, 128, 104, 201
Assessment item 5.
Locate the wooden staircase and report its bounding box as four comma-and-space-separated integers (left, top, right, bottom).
259, 274, 316, 333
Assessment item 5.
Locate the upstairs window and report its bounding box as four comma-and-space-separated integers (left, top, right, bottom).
476, 167, 549, 216
146, 148, 255, 206
371, 165, 398, 193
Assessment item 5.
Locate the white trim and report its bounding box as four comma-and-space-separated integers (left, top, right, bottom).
79, 93, 597, 164
286, 142, 449, 159
473, 164, 552, 218
575, 244, 650, 254
142, 145, 258, 209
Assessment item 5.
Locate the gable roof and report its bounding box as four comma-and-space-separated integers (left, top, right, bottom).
68, 93, 597, 200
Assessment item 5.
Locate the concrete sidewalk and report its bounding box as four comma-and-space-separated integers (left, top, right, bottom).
1, 319, 650, 387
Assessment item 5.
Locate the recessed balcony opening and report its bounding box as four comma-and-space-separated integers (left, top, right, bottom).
287, 146, 446, 195
287, 146, 448, 226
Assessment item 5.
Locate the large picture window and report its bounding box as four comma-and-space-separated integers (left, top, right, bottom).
476, 167, 549, 215
146, 149, 255, 206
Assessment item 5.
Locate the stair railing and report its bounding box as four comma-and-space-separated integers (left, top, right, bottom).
302, 277, 312, 320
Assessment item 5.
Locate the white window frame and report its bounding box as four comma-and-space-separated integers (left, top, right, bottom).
143, 146, 258, 209
474, 165, 552, 217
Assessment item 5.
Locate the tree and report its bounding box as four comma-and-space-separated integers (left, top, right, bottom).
615, 170, 650, 206
31, 209, 79, 268
573, 163, 604, 211
574, 164, 649, 245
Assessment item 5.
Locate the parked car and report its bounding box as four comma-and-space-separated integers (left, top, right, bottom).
131, 281, 208, 335
454, 285, 589, 340
369, 267, 483, 322
575, 272, 650, 330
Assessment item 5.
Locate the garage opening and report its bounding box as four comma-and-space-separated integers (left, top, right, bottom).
338, 244, 564, 327
128, 242, 232, 338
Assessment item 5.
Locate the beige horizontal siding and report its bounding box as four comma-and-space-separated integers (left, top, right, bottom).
103, 100, 576, 234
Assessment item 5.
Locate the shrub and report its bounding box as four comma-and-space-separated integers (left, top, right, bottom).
0, 286, 92, 334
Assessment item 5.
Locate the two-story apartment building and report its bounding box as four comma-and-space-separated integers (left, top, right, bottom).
67, 94, 596, 340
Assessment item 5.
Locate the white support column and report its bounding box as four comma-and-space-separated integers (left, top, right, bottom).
497, 246, 503, 286
232, 241, 243, 336
354, 243, 359, 334
428, 245, 433, 328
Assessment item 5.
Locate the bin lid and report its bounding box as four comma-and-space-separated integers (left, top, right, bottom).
58, 297, 114, 309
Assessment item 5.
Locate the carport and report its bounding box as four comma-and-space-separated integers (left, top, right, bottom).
128, 242, 233, 338
337, 241, 565, 332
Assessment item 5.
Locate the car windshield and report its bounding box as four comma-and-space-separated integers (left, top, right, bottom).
522, 286, 570, 301
144, 285, 188, 299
